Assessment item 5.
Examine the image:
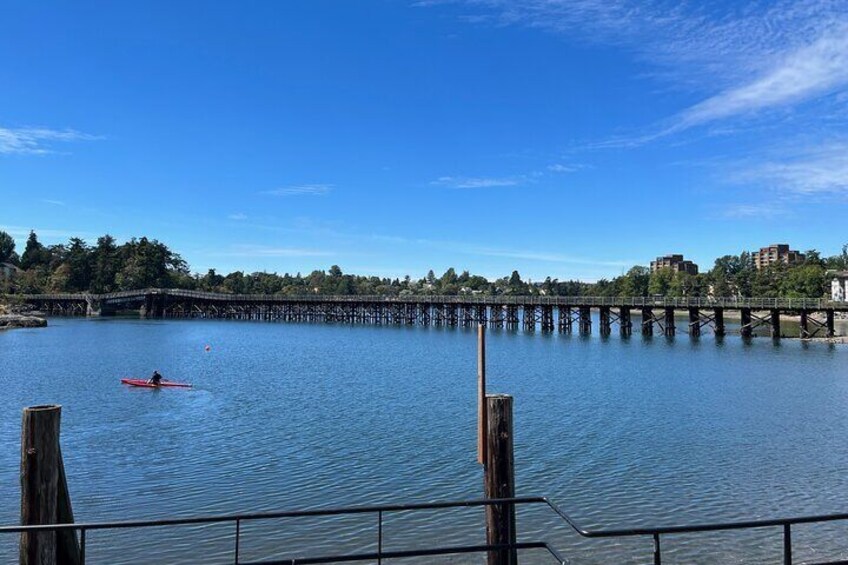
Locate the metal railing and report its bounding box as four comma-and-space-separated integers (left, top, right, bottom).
4, 498, 566, 565
10, 289, 848, 310
5, 496, 848, 564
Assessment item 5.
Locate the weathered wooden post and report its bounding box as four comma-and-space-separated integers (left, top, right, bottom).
484, 394, 516, 565
21, 406, 60, 565
826, 310, 835, 338
770, 310, 781, 339
714, 308, 725, 337
799, 310, 809, 339
664, 308, 676, 336
688, 308, 700, 337
20, 405, 80, 565
578, 306, 591, 335
619, 307, 632, 337
642, 308, 653, 336
740, 308, 752, 338
599, 307, 611, 336
477, 324, 487, 465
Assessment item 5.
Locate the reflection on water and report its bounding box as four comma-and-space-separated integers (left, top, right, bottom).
1, 317, 847, 564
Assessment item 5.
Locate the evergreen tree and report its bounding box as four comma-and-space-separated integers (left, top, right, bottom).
20, 231, 48, 270
0, 231, 14, 263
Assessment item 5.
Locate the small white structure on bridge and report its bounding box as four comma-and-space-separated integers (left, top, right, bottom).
832, 272, 848, 302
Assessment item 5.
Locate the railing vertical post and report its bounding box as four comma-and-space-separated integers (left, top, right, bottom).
485, 394, 516, 565
79, 529, 85, 565
783, 523, 792, 565
377, 510, 383, 565
653, 533, 661, 565
234, 518, 240, 564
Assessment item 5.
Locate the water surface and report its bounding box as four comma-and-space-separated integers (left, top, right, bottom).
1, 318, 847, 564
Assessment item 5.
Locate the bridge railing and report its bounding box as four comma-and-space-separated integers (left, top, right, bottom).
9, 289, 847, 310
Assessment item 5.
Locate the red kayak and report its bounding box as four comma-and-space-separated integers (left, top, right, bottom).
121, 378, 193, 388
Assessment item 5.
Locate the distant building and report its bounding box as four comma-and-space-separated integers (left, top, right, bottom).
752, 244, 804, 270
832, 272, 848, 302
650, 254, 699, 276
0, 262, 21, 279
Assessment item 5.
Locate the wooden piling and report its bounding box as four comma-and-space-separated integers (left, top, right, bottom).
799, 310, 809, 339
714, 308, 725, 337
664, 308, 675, 336
484, 394, 516, 565
740, 308, 752, 337
20, 405, 79, 565
620, 307, 632, 337
826, 310, 835, 338
20, 406, 61, 565
642, 308, 653, 336
770, 310, 781, 339
477, 325, 487, 466
688, 308, 700, 337
599, 307, 611, 336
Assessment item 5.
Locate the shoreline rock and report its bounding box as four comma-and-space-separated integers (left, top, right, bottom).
0, 314, 48, 330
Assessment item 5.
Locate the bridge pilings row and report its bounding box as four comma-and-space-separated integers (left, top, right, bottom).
17, 294, 840, 339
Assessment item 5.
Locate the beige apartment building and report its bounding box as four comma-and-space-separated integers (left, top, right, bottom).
650, 254, 699, 276
752, 244, 804, 270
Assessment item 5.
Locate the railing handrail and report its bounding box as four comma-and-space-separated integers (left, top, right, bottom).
8, 289, 848, 309
0, 496, 544, 533
6, 495, 848, 563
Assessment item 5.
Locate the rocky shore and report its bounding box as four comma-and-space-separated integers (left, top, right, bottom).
0, 304, 47, 330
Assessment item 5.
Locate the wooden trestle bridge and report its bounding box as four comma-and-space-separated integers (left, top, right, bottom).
12, 288, 848, 338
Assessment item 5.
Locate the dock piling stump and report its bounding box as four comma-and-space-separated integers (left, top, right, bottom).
484, 394, 516, 565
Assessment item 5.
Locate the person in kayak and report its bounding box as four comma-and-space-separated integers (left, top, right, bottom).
148, 370, 163, 386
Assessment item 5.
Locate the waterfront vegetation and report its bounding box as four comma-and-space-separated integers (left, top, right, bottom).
1, 230, 847, 299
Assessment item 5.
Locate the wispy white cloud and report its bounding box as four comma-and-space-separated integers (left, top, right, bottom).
228, 213, 248, 221
0, 225, 94, 242
722, 204, 788, 220
40, 199, 66, 206
669, 25, 848, 134
0, 126, 98, 155
426, 1, 848, 142
733, 142, 848, 196
546, 163, 581, 173
262, 184, 333, 196
431, 175, 522, 188
220, 245, 334, 258
466, 245, 634, 267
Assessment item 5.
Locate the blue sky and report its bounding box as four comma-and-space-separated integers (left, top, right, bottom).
2, 1, 848, 281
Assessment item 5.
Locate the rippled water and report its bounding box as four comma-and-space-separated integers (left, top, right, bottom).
1, 317, 848, 564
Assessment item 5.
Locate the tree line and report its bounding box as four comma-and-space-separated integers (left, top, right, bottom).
1, 230, 846, 298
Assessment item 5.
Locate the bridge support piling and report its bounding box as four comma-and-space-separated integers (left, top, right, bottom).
619, 307, 632, 337
800, 311, 809, 339
714, 308, 725, 337
642, 308, 653, 336
541, 306, 554, 332
484, 394, 516, 565
664, 308, 676, 336
740, 308, 752, 338
826, 310, 835, 338
579, 306, 592, 335
770, 310, 781, 339
505, 306, 519, 330
599, 307, 611, 336
523, 306, 537, 331
688, 308, 700, 337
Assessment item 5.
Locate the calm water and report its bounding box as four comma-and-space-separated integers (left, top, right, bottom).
2, 317, 848, 564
